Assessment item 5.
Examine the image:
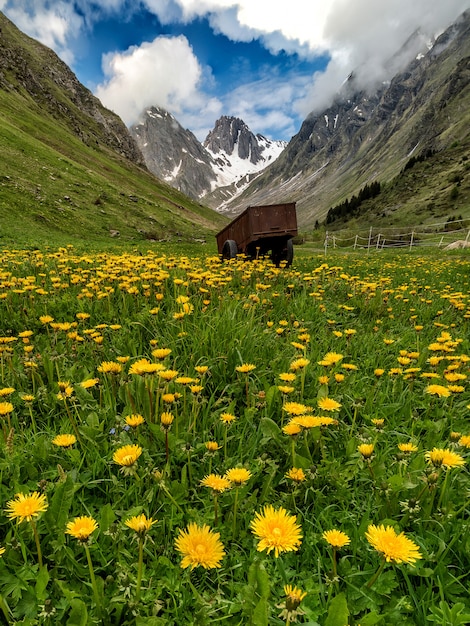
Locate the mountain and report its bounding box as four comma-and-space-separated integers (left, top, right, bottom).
0, 11, 226, 247
222, 11, 470, 230
130, 112, 286, 208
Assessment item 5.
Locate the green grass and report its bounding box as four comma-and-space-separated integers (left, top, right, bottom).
0, 88, 226, 249
0, 245, 469, 625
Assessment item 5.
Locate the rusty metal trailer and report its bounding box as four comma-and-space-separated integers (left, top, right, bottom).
216, 202, 297, 266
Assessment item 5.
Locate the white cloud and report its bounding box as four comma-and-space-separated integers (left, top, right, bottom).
95, 35, 222, 129
2, 0, 83, 66
3, 0, 470, 140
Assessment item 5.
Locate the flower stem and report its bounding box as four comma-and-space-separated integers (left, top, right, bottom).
0, 594, 12, 625
30, 520, 43, 568
84, 543, 102, 619
366, 557, 386, 589
232, 487, 239, 540
135, 536, 144, 603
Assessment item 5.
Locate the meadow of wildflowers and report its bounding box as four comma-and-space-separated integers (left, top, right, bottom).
0, 245, 469, 625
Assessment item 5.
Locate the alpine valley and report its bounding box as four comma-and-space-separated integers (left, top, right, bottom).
0, 8, 469, 245
132, 9, 470, 232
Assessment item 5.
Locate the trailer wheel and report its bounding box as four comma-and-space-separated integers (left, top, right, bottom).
283, 238, 294, 267
272, 239, 294, 267
222, 239, 238, 260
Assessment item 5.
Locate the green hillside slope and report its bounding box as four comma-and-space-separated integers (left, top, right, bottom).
0, 12, 226, 248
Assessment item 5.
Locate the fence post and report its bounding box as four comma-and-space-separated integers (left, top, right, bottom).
438, 236, 444, 248
367, 227, 372, 254
409, 231, 414, 251
324, 232, 329, 257
333, 236, 336, 249
465, 229, 470, 243
376, 234, 381, 249
354, 235, 358, 250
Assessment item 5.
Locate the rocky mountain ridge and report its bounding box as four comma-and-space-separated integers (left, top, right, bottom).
222, 10, 470, 229
130, 111, 286, 208
0, 12, 144, 166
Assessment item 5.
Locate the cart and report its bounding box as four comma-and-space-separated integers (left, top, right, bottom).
216, 202, 297, 266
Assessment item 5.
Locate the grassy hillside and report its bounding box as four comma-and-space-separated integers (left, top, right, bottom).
0, 12, 226, 249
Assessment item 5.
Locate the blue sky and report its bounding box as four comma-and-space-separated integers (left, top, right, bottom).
1, 1, 468, 141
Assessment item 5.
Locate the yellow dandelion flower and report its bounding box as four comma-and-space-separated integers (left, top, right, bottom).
0, 387, 15, 397
425, 384, 451, 397
52, 434, 77, 448
425, 448, 465, 469
152, 348, 172, 359
175, 523, 225, 570
283, 401, 309, 416
278, 584, 307, 622
458, 435, 470, 448
160, 412, 174, 429
125, 514, 157, 535
129, 359, 163, 375
220, 412, 236, 424
0, 402, 14, 415
205, 441, 221, 452
200, 474, 231, 493
318, 352, 343, 366
113, 444, 142, 467
358, 443, 375, 459
236, 363, 256, 373
159, 369, 179, 381
80, 378, 99, 389
6, 492, 48, 523
279, 372, 296, 382
398, 443, 418, 453
66, 516, 98, 542
365, 524, 422, 564
125, 414, 145, 428
224, 467, 252, 485
285, 467, 306, 482
318, 397, 342, 412
250, 505, 302, 557
0, 547, 4, 557
195, 365, 209, 375
283, 422, 302, 436
323, 529, 351, 548
97, 361, 122, 374
162, 393, 176, 403
290, 358, 310, 371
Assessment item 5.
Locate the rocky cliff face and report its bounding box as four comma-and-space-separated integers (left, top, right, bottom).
0, 12, 144, 165
130, 107, 217, 199
223, 10, 470, 227
130, 111, 286, 207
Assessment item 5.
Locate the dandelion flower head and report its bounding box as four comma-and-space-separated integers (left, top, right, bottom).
425, 447, 465, 469
365, 524, 422, 564
250, 505, 302, 557
322, 529, 351, 549
6, 492, 48, 523
52, 434, 77, 448
224, 467, 252, 485
66, 516, 98, 542
175, 523, 225, 570
125, 514, 157, 535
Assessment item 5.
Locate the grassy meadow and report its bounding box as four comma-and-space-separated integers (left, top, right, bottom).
0, 245, 469, 625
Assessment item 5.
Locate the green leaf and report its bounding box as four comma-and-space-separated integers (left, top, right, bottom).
44, 474, 76, 537
35, 565, 49, 601
99, 503, 115, 534
252, 597, 269, 626
66, 599, 88, 626
360, 611, 384, 625
325, 593, 349, 626
259, 417, 281, 441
